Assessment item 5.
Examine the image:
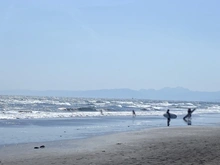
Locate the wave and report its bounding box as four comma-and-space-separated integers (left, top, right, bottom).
1, 95, 220, 120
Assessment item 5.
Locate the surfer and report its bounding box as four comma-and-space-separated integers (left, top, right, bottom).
166, 109, 171, 126
100, 110, 104, 115
183, 108, 196, 120
132, 110, 136, 117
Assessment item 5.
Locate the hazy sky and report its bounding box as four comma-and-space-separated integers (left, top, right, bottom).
1, 0, 220, 91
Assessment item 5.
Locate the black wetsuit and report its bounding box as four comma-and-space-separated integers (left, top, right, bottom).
167, 110, 171, 126
183, 108, 195, 120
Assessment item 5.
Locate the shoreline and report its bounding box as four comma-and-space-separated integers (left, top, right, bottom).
1, 114, 219, 146
1, 126, 220, 165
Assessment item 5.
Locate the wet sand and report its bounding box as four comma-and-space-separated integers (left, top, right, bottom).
1, 126, 220, 165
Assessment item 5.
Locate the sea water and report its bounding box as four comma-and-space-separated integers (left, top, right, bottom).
0, 95, 220, 146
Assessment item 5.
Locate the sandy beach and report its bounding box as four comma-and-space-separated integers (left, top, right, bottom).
0, 126, 220, 165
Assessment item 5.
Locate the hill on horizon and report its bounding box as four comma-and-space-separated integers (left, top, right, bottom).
1, 87, 220, 102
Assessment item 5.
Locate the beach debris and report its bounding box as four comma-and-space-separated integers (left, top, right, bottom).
34, 145, 45, 149
40, 145, 45, 148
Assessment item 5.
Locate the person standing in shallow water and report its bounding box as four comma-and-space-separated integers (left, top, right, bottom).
183, 108, 196, 120
132, 110, 136, 117
100, 110, 104, 115
166, 109, 171, 126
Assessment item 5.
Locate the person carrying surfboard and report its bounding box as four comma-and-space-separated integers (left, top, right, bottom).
166, 109, 171, 126
183, 108, 196, 120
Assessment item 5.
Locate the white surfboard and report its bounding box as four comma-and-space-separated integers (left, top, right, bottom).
163, 113, 177, 119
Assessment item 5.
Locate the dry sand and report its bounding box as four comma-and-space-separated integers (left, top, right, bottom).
1, 126, 220, 165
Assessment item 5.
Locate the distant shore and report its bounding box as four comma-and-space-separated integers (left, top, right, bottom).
1, 87, 220, 101
1, 126, 220, 165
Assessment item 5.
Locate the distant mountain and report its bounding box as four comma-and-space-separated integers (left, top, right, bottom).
1, 87, 220, 102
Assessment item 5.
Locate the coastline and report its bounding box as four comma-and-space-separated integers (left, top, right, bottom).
1, 126, 220, 165
1, 113, 219, 147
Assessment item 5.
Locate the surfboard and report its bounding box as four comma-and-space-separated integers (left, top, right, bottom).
183, 117, 192, 125
183, 114, 191, 119
163, 113, 177, 119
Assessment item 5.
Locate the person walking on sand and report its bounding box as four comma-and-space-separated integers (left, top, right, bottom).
166, 109, 171, 126
183, 108, 196, 120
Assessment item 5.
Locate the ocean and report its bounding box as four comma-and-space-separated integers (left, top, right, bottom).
0, 95, 220, 146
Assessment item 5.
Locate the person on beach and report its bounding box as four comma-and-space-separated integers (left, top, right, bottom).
166, 109, 171, 126
132, 110, 136, 117
100, 110, 104, 115
183, 108, 196, 120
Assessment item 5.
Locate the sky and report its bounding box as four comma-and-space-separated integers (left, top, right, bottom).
0, 0, 220, 92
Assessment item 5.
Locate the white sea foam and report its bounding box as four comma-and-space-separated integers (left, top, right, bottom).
0, 96, 220, 120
